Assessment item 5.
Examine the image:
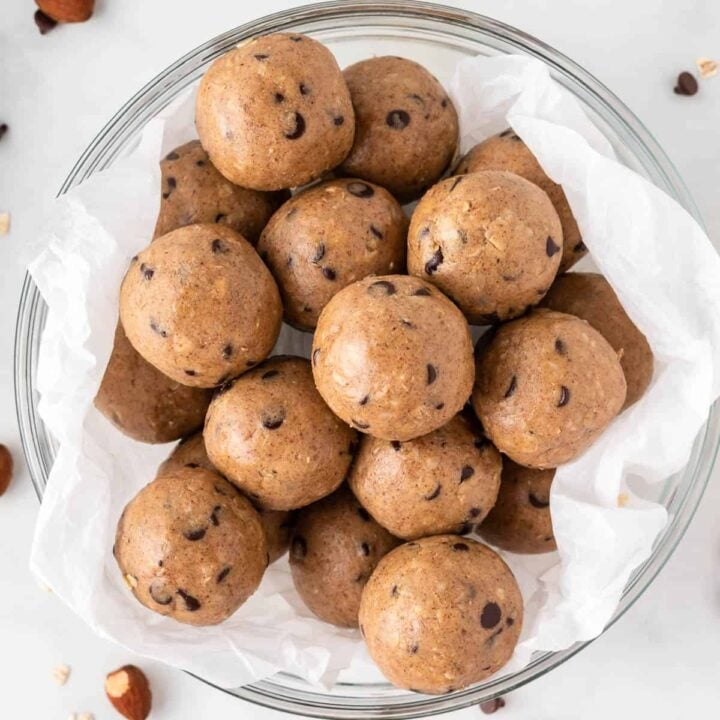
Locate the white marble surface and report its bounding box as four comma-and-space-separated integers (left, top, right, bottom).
1, 1, 718, 717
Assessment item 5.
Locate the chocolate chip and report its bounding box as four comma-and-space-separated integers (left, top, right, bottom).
574, 239, 587, 253
386, 109, 411, 129
166, 176, 177, 195
424, 247, 444, 275
140, 264, 154, 280
216, 566, 231, 583
288, 256, 295, 268
359, 395, 369, 406
322, 267, 336, 281
460, 466, 475, 482
424, 484, 442, 501
184, 369, 197, 377
184, 528, 207, 541
555, 338, 566, 354
413, 287, 432, 296
34, 10, 57, 34
185, 462, 200, 469
419, 225, 431, 238
435, 402, 445, 410
469, 507, 481, 518
149, 320, 168, 338
506, 617, 515, 626
311, 243, 325, 263
312, 348, 320, 366
426, 364, 438, 385
556, 384, 571, 407
149, 580, 173, 605
401, 319, 416, 329
212, 238, 229, 253
368, 280, 396, 296
254, 53, 269, 60
391, 585, 399, 597
529, 493, 550, 508
347, 181, 374, 198
480, 698, 506, 714
131, 255, 138, 263
481, 601, 502, 628
441, 98, 448, 108
360, 542, 370, 556
261, 408, 286, 430
391, 440, 401, 451
503, 376, 517, 398
369, 224, 383, 240
214, 213, 227, 224
452, 542, 469, 551
165, 150, 179, 161
408, 93, 424, 105
544, 535, 554, 542
352, 418, 370, 430
674, 71, 699, 96
333, 115, 345, 126
291, 535, 307, 559
357, 507, 371, 522
546, 236, 561, 257
290, 35, 303, 42
177, 589, 201, 612
196, 159, 206, 167
457, 521, 473, 535
409, 643, 419, 654
449, 176, 464, 192
299, 82, 310, 95
284, 112, 306, 140
500, 129, 515, 137
210, 506, 221, 526
274, 92, 285, 103
157, 559, 163, 567
222, 344, 233, 360
261, 369, 280, 380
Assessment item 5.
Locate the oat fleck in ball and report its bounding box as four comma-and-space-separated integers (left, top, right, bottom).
455, 130, 585, 272
539, 272, 653, 409
340, 56, 459, 202
349, 415, 502, 539
257, 179, 408, 330
312, 275, 474, 442
153, 140, 288, 243
158, 432, 293, 563
204, 356, 357, 511
119, 223, 282, 388
472, 310, 627, 469
477, 459, 556, 554
95, 324, 212, 443
196, 33, 355, 190
408, 171, 563, 324
289, 485, 400, 628
359, 535, 523, 694
114, 466, 267, 626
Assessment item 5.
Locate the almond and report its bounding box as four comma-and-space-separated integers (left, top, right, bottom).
0, 444, 13, 496
105, 665, 152, 720
35, 0, 95, 23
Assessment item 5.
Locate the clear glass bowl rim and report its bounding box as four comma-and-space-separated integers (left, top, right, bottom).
14, 1, 719, 718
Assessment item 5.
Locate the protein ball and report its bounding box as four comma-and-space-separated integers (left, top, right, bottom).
349, 415, 502, 540
153, 140, 288, 243
196, 33, 354, 190
340, 56, 459, 202
359, 535, 523, 694
312, 275, 474, 442
114, 466, 267, 626
407, 171, 563, 324
477, 459, 556, 554
539, 272, 653, 408
119, 223, 282, 388
455, 130, 585, 272
95, 324, 212, 443
289, 485, 400, 627
158, 432, 292, 563
257, 178, 408, 330
204, 356, 357, 511
472, 310, 627, 468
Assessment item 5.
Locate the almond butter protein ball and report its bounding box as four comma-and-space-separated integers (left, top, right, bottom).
312, 275, 474, 442
539, 272, 653, 409
204, 356, 357, 511
119, 223, 282, 388
455, 130, 586, 272
289, 485, 400, 628
114, 466, 267, 626
349, 414, 502, 540
257, 178, 408, 330
359, 535, 523, 694
158, 432, 292, 563
407, 171, 563, 324
339, 56, 459, 202
153, 140, 288, 242
196, 33, 355, 190
472, 310, 627, 468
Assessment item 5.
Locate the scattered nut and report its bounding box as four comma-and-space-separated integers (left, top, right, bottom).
617, 491, 630, 507
35, 0, 95, 23
68, 714, 94, 720
696, 58, 718, 79
480, 697, 506, 714
0, 213, 10, 236
0, 444, 13, 496
34, 9, 58, 34
674, 71, 698, 96
52, 663, 71, 686
105, 665, 152, 720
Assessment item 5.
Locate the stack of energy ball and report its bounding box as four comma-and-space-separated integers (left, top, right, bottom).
98, 33, 654, 694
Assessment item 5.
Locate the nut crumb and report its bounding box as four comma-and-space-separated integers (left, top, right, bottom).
0, 213, 9, 235
77, 714, 94, 720
617, 491, 630, 507
52, 663, 71, 685
696, 58, 718, 79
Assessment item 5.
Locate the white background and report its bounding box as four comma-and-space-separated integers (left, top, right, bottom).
1, 0, 719, 717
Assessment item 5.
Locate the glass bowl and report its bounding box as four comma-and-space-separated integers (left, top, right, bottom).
14, 1, 718, 717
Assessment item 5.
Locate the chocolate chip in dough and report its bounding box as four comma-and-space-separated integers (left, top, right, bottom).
261, 408, 286, 430
283, 112, 306, 140
165, 150, 179, 161
546, 236, 561, 257
369, 224, 383, 240
480, 601, 502, 629
149, 580, 173, 605
557, 385, 570, 407
529, 493, 549, 509
424, 248, 444, 275
216, 566, 232, 583
311, 243, 326, 264
503, 376, 517, 398
386, 109, 411, 129
209, 506, 221, 526
460, 466, 475, 482
176, 589, 201, 612
261, 369, 280, 380
183, 528, 207, 541
368, 280, 396, 296
347, 181, 374, 198
413, 287, 432, 297
426, 364, 438, 385
222, 344, 233, 360
424, 484, 442, 501
322, 267, 336, 281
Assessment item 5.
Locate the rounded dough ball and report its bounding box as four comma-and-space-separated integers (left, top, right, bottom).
196, 33, 354, 190
339, 56, 459, 202
349, 415, 502, 539
359, 535, 523, 693
158, 432, 292, 563
204, 356, 357, 511
153, 140, 288, 243
257, 179, 408, 330
455, 130, 585, 272
95, 323, 212, 443
477, 459, 556, 554
114, 466, 267, 626
408, 171, 563, 324
289, 485, 400, 627
472, 310, 627, 468
120, 223, 282, 388
539, 272, 653, 409
312, 275, 474, 442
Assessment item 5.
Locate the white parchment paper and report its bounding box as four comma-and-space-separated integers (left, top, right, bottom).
28, 54, 720, 689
